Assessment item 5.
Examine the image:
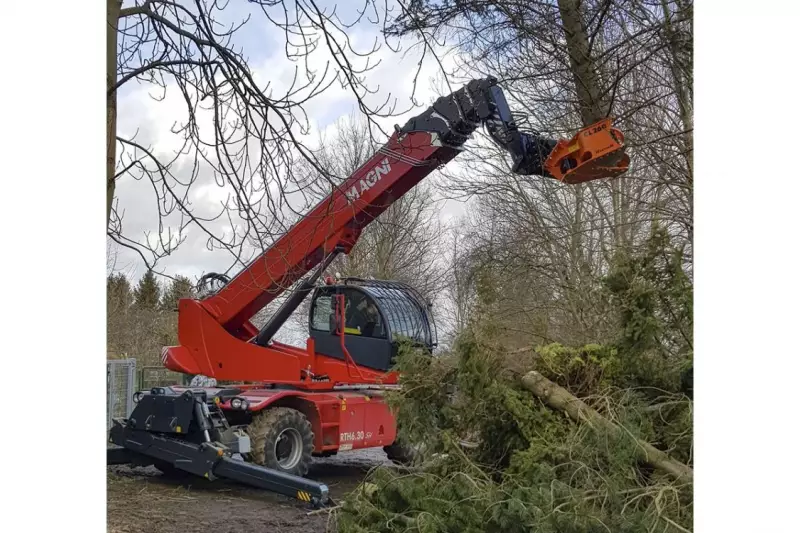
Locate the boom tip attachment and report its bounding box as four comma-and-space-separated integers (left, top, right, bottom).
544, 119, 630, 184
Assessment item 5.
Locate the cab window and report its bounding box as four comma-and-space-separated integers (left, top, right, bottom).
311, 289, 387, 339
343, 289, 386, 339
311, 294, 333, 332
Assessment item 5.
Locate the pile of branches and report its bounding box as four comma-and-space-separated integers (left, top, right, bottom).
334, 337, 693, 533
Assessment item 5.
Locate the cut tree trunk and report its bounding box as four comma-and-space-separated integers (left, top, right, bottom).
521, 370, 693, 482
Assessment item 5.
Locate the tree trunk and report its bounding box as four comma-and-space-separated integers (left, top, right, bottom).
660, 0, 694, 244
556, 0, 608, 125
107, 0, 122, 228
521, 370, 693, 481
557, 0, 610, 328
661, 0, 693, 181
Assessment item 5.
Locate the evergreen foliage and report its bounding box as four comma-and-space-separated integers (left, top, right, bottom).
336, 226, 693, 533
160, 275, 195, 311
133, 270, 161, 310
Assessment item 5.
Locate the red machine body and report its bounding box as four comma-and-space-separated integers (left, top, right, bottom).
168, 385, 398, 453
158, 77, 629, 462
161, 130, 454, 458
162, 130, 456, 388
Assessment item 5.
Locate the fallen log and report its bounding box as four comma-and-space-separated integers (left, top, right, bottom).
521, 371, 693, 482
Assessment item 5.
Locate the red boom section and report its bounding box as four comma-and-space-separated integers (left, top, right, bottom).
200, 131, 459, 334
162, 131, 459, 383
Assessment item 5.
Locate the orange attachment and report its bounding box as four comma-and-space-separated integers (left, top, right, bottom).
544, 118, 630, 184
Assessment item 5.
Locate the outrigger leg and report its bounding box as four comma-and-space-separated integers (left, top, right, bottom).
107, 387, 330, 507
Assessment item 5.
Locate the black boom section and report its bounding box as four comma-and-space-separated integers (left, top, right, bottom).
398, 77, 497, 147
398, 77, 558, 177
214, 458, 329, 503
110, 421, 221, 477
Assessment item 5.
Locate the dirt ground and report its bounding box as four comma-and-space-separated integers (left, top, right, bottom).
107, 449, 390, 533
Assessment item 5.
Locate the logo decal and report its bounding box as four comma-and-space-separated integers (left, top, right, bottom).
344, 158, 391, 204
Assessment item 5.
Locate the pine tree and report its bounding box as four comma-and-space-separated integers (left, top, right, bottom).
107, 273, 133, 312
160, 275, 195, 311
134, 270, 161, 310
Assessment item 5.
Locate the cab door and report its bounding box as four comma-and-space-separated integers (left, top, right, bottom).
309, 287, 394, 372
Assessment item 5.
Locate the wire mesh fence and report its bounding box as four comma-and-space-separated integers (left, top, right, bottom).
139, 365, 185, 390
106, 359, 187, 445
107, 358, 137, 433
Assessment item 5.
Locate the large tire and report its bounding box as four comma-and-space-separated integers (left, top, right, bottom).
383, 441, 418, 465
247, 407, 315, 477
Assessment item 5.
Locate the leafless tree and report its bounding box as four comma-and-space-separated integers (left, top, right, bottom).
435, 221, 478, 345
389, 0, 693, 347
107, 0, 424, 279
302, 114, 445, 298
250, 113, 446, 340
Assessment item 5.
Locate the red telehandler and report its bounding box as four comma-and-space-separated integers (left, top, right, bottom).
107, 77, 629, 506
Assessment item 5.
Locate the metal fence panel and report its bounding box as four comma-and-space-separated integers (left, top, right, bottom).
107, 358, 136, 432
139, 365, 185, 390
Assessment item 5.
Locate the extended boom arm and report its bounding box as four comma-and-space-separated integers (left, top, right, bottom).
163, 77, 628, 381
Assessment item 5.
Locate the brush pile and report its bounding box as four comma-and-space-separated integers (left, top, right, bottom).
335, 336, 693, 533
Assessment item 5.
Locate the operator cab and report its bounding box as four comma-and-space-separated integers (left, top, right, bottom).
308, 278, 436, 372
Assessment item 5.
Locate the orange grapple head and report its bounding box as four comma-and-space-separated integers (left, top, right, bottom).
544, 118, 630, 184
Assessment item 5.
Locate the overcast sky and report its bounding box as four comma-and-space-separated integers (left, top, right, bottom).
111, 0, 469, 285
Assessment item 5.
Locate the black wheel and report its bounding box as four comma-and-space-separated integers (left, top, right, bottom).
383, 441, 417, 465
247, 407, 315, 476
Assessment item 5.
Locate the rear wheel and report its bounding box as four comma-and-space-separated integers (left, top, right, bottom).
247, 407, 315, 476
384, 441, 418, 465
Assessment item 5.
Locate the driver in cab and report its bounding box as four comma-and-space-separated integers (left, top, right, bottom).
345, 293, 382, 338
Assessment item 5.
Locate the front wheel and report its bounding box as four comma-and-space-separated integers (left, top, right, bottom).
247, 407, 315, 476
